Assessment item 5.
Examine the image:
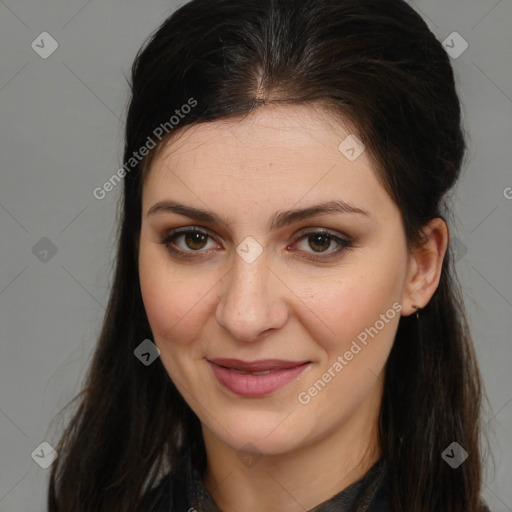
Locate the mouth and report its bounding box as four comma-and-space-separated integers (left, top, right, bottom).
207, 358, 311, 397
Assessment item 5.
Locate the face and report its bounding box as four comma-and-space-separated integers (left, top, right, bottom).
138, 104, 412, 456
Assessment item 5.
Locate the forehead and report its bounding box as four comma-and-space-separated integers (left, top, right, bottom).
142, 104, 393, 220
154, 104, 356, 165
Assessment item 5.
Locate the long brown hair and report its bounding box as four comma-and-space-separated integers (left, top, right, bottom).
48, 0, 488, 510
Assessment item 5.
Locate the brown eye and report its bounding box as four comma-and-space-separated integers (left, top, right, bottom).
292, 230, 353, 261
183, 231, 209, 250
307, 233, 332, 253
160, 228, 218, 257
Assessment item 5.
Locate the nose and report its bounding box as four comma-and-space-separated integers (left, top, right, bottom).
215, 252, 288, 343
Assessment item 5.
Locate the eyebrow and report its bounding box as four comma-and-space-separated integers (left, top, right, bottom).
147, 199, 369, 230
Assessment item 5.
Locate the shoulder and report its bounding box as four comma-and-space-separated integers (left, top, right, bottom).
365, 462, 491, 512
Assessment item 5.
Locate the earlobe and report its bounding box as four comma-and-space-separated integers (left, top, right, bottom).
401, 218, 449, 317
411, 304, 422, 319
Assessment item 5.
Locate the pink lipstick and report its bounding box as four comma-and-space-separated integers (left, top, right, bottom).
207, 358, 310, 397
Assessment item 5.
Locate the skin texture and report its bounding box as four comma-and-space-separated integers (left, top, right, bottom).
138, 104, 448, 512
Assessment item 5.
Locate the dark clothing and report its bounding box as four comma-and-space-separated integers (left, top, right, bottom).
140, 444, 490, 511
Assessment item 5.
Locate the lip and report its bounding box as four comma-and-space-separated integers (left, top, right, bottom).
207, 358, 311, 397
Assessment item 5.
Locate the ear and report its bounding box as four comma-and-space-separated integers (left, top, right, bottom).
401, 218, 449, 317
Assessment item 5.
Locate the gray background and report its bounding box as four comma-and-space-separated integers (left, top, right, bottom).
0, 0, 511, 510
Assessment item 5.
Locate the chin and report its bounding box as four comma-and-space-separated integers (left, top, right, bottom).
204, 412, 312, 457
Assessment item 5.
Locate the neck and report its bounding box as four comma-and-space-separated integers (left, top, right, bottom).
202, 387, 382, 512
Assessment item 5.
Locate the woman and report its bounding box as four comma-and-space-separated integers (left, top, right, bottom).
48, 0, 491, 510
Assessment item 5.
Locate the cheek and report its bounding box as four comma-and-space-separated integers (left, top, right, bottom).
299, 262, 404, 366
296, 277, 401, 417
139, 250, 214, 343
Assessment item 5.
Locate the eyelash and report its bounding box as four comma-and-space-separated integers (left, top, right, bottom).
159, 227, 354, 262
